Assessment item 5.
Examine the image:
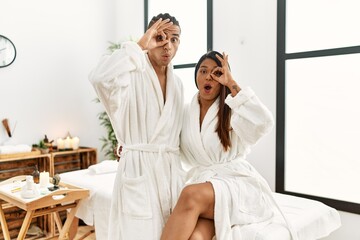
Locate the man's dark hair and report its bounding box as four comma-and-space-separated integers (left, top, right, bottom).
147, 13, 180, 31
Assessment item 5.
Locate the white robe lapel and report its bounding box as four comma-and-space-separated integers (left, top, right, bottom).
146, 58, 179, 144
188, 94, 213, 165
200, 97, 219, 137
145, 55, 164, 111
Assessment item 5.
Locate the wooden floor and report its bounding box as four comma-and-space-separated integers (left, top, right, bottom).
74, 226, 96, 240
47, 225, 95, 240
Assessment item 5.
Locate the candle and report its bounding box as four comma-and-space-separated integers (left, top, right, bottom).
64, 136, 71, 149
71, 137, 80, 150
57, 138, 65, 150
39, 171, 49, 188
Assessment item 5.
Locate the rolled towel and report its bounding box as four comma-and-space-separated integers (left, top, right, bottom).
88, 160, 118, 175
0, 144, 32, 154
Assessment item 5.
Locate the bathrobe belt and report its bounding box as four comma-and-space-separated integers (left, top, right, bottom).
186, 157, 299, 240
185, 158, 249, 183
118, 143, 180, 220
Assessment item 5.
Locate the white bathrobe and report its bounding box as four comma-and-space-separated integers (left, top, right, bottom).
89, 41, 184, 240
181, 87, 297, 240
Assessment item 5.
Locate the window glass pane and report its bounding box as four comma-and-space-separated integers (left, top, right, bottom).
148, 0, 207, 65
286, 0, 360, 53
285, 53, 360, 203
174, 67, 197, 103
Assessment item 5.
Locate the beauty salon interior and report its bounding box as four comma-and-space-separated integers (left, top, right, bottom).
1, 0, 359, 239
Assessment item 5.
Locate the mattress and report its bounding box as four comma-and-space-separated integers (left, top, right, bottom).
236, 192, 341, 240
60, 167, 116, 239
60, 165, 340, 240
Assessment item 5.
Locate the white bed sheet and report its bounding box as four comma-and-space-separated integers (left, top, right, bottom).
60, 170, 340, 240
236, 193, 341, 240
60, 169, 116, 239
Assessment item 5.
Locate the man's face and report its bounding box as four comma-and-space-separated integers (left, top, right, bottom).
147, 25, 181, 68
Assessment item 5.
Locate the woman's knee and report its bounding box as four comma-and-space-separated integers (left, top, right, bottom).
177, 185, 203, 211
177, 183, 214, 213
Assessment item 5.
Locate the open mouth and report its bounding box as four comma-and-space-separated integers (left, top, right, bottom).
204, 84, 212, 92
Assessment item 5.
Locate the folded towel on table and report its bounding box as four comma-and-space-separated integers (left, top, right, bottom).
0, 144, 32, 154
88, 160, 118, 175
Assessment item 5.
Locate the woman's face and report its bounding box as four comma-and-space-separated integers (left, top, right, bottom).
196, 58, 221, 104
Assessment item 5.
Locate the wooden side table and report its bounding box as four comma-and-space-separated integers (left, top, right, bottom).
0, 176, 89, 240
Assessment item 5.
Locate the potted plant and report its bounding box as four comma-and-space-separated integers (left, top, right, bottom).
95, 99, 118, 160
33, 140, 49, 154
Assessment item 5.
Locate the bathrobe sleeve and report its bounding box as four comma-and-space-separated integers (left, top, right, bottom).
225, 87, 274, 146
89, 41, 146, 83
88, 41, 146, 115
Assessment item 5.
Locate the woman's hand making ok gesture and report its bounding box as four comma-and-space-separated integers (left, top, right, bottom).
210, 52, 241, 96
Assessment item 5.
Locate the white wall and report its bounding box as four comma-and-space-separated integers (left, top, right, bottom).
1, 0, 359, 239
0, 0, 120, 161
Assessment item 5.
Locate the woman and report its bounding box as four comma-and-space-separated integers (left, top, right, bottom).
161, 51, 297, 240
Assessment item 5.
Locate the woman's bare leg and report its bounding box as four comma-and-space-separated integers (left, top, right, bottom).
161, 182, 215, 240
189, 218, 215, 240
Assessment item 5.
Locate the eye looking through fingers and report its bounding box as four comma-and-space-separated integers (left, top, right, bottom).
156, 35, 164, 42
211, 67, 223, 77
213, 70, 222, 77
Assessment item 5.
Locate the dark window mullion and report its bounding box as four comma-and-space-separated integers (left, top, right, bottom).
207, 0, 213, 51
174, 63, 196, 69
276, 0, 286, 193
144, 0, 148, 32
286, 45, 360, 60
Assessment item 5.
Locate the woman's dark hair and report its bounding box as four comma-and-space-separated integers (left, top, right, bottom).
194, 51, 232, 151
148, 13, 181, 32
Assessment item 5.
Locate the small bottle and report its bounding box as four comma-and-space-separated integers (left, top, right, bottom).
26, 175, 34, 190
21, 175, 40, 198
32, 165, 40, 184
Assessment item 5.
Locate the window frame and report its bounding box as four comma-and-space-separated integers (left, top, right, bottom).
276, 0, 360, 214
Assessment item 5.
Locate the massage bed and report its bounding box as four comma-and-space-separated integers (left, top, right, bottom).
60, 161, 341, 240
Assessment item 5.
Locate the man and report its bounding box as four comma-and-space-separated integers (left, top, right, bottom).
89, 13, 185, 239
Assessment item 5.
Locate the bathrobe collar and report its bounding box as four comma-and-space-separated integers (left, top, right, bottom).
145, 54, 178, 144
189, 94, 220, 165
